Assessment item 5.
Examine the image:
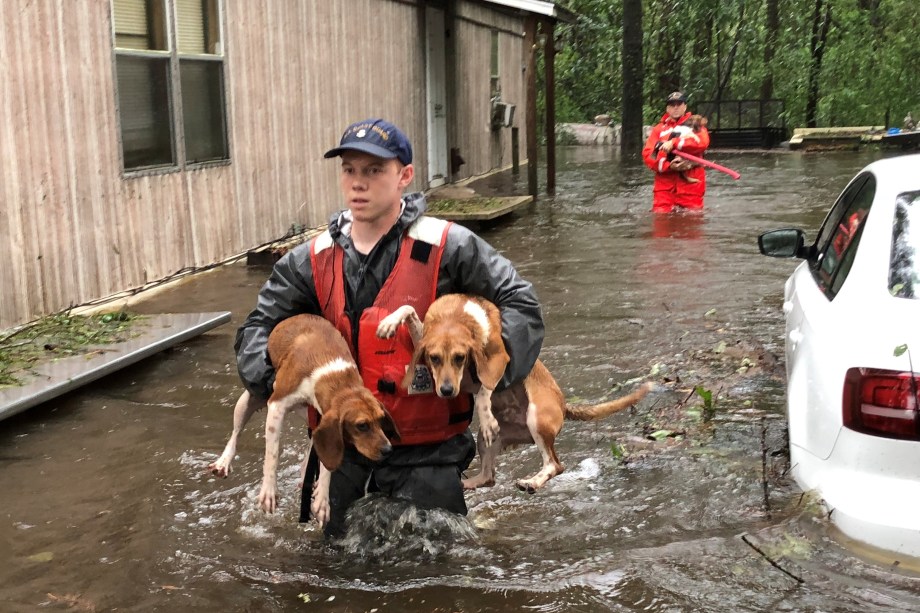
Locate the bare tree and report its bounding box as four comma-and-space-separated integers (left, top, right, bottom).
805, 0, 833, 127
761, 0, 779, 100
620, 0, 644, 155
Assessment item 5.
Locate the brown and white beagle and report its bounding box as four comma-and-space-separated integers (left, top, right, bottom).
209, 314, 396, 527
377, 294, 652, 492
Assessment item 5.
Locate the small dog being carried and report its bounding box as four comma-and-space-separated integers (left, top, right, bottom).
377, 294, 652, 492
668, 114, 708, 183
208, 314, 397, 528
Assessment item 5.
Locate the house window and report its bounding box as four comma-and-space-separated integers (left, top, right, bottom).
112, 0, 228, 172
490, 30, 500, 98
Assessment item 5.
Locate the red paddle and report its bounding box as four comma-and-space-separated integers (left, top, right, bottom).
672, 150, 741, 180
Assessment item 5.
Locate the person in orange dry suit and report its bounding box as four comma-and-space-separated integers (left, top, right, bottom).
642, 91, 711, 213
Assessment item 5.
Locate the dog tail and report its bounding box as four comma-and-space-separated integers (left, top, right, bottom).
564, 381, 653, 421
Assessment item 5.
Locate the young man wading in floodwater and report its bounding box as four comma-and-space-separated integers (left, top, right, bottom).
235, 118, 544, 538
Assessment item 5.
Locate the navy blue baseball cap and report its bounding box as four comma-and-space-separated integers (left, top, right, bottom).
324, 118, 413, 165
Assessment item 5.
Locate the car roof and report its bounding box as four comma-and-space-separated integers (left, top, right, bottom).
862, 153, 920, 186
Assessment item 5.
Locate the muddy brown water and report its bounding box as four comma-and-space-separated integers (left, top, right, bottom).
4, 148, 920, 612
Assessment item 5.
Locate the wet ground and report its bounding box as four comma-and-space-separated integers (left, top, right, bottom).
4, 148, 920, 612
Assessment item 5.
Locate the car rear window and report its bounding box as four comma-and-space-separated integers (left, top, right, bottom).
889, 190, 920, 299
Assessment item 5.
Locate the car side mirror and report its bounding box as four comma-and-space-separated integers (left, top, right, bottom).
758, 228, 809, 259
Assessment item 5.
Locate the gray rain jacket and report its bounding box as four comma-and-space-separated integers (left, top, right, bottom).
234, 192, 544, 400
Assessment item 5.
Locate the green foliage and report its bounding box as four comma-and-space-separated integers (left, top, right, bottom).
0, 310, 142, 387
695, 385, 716, 421
551, 0, 918, 128
555, 125, 580, 145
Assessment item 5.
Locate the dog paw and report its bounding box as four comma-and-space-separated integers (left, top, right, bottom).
462, 476, 495, 490
257, 482, 278, 514
311, 496, 330, 528
479, 413, 500, 447
515, 479, 539, 494
207, 459, 231, 478
376, 312, 404, 339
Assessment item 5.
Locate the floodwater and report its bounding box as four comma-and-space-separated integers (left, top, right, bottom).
4, 147, 920, 612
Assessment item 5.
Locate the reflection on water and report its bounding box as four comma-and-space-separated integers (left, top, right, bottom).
4, 148, 920, 612
650, 210, 706, 240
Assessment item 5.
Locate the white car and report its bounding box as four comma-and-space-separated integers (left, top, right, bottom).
759, 153, 920, 558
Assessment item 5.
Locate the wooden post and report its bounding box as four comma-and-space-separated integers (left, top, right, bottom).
511, 127, 520, 174
524, 15, 538, 199
444, 2, 457, 182
543, 20, 556, 193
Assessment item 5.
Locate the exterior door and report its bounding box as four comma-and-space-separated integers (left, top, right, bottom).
426, 7, 448, 187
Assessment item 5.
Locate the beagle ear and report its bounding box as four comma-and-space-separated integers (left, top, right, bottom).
401, 343, 427, 389
471, 339, 510, 391
312, 410, 345, 471
380, 405, 401, 441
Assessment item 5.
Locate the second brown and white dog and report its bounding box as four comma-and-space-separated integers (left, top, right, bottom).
377, 295, 652, 492
208, 314, 397, 527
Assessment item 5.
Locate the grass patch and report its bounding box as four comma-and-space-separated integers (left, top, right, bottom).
426, 197, 507, 215
0, 309, 144, 388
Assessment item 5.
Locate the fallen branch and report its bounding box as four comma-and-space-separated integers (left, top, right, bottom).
740, 534, 805, 584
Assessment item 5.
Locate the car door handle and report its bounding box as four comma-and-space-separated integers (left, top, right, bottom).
783, 301, 794, 314
789, 328, 803, 348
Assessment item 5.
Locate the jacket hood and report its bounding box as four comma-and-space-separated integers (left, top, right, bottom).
328, 192, 428, 240
660, 111, 691, 126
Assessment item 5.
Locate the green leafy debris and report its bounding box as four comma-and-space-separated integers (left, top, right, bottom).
0, 310, 143, 388
426, 197, 506, 214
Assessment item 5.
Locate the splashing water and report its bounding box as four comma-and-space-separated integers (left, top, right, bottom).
337, 494, 480, 560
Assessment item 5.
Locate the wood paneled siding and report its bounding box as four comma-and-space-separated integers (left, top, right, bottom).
450, 1, 526, 181
0, 0, 431, 329
0, 0, 539, 329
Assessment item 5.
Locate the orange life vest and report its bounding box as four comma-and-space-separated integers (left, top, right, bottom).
308, 217, 473, 446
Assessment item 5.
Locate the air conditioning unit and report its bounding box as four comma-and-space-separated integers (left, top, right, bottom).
491, 101, 516, 129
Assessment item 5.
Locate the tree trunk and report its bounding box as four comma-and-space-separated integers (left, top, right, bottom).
805, 0, 833, 128
654, 15, 682, 96
761, 0, 779, 100
620, 0, 644, 156
715, 2, 746, 102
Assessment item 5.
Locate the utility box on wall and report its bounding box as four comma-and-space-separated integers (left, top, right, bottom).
491, 101, 516, 130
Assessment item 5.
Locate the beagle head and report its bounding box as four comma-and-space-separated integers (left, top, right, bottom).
312, 388, 399, 471
403, 317, 510, 397
687, 114, 708, 132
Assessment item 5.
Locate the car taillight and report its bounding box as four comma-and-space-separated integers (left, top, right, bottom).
843, 368, 920, 440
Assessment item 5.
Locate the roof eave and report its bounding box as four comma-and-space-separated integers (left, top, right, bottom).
479, 0, 577, 23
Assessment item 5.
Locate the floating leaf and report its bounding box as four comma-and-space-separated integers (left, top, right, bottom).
695, 386, 713, 407
704, 309, 717, 317
610, 443, 624, 459
713, 341, 727, 354
28, 551, 54, 563
649, 429, 672, 440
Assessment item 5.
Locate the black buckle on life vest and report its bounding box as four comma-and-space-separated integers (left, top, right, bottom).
377, 379, 397, 394
410, 240, 432, 263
